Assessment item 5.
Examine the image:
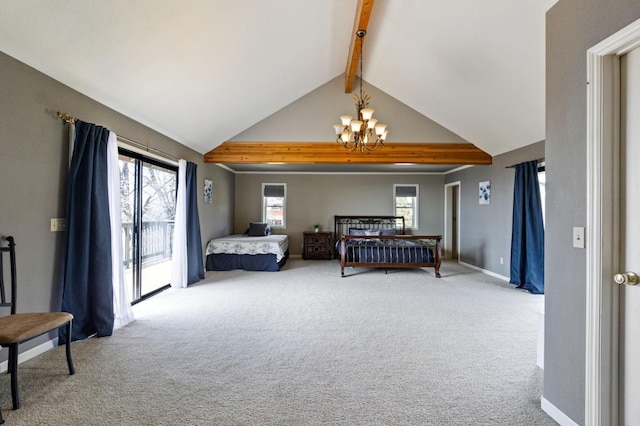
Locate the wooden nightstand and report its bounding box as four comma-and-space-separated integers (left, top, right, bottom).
302, 232, 332, 260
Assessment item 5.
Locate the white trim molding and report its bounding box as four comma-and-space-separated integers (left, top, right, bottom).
542, 397, 580, 426
585, 16, 640, 426
458, 261, 509, 282
443, 181, 461, 261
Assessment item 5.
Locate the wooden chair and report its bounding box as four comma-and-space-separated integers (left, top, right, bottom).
0, 236, 75, 409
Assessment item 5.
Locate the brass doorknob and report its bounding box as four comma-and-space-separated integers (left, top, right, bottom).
614, 271, 639, 286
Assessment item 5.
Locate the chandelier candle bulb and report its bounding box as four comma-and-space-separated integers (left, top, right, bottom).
361, 108, 374, 120
375, 123, 387, 135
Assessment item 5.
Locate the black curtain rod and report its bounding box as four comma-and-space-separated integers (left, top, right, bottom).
505, 157, 545, 169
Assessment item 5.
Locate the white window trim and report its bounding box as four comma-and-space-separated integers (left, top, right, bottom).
393, 184, 419, 230
262, 183, 287, 229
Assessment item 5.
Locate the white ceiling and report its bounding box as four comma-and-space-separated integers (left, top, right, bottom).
0, 0, 557, 165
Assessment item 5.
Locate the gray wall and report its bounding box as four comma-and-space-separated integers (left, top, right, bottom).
0, 51, 234, 354
235, 173, 444, 256
232, 75, 468, 144
546, 1, 640, 423
445, 141, 544, 277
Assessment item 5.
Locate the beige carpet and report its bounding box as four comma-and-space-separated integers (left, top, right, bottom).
0, 259, 554, 425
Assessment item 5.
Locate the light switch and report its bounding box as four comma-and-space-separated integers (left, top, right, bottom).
573, 227, 585, 248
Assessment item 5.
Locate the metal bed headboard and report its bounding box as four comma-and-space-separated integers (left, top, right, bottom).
333, 216, 405, 241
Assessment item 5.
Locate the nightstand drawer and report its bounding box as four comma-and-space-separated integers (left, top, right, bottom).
302, 232, 332, 260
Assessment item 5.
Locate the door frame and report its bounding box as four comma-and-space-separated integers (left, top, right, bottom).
444, 181, 461, 261
585, 17, 640, 426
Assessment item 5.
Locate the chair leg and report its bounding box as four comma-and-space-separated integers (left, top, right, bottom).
9, 343, 19, 410
65, 321, 75, 375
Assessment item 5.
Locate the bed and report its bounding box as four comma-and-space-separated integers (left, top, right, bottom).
205, 223, 289, 271
334, 215, 442, 278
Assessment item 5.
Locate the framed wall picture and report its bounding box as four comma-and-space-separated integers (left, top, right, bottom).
479, 181, 491, 205
204, 179, 212, 203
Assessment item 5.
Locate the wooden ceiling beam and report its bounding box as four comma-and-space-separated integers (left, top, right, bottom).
204, 142, 492, 165
344, 0, 374, 93
204, 4, 494, 170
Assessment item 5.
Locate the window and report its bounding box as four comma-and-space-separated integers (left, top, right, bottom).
394, 184, 418, 229
262, 183, 286, 228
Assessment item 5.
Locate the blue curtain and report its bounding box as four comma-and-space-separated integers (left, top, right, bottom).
509, 160, 545, 294
60, 120, 114, 343
185, 162, 204, 285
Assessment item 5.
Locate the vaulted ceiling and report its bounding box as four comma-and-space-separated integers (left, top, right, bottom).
0, 0, 557, 173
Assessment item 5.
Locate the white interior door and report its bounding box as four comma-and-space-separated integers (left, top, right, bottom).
619, 45, 640, 425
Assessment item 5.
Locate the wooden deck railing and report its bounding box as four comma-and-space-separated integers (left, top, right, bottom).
122, 221, 174, 269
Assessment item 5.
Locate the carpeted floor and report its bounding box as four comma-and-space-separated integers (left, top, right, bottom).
0, 259, 554, 425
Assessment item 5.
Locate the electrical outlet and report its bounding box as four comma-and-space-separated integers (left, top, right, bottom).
50, 218, 66, 232
500, 257, 504, 265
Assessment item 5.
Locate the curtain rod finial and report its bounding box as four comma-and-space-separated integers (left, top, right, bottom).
57, 112, 76, 124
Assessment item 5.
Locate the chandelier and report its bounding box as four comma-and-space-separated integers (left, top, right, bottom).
333, 30, 388, 152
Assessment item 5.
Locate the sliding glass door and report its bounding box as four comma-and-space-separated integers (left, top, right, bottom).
119, 149, 177, 303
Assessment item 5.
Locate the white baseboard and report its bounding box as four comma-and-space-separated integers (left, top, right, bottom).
541, 396, 579, 426
0, 337, 57, 373
458, 261, 510, 282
